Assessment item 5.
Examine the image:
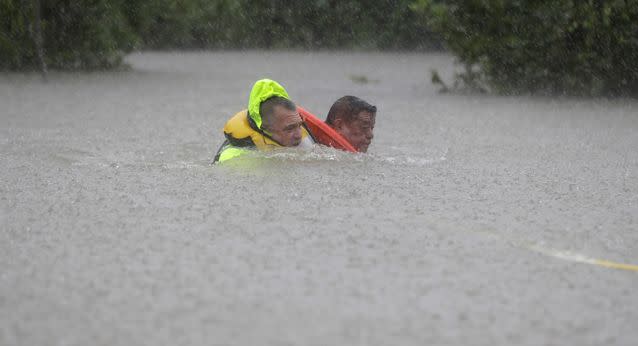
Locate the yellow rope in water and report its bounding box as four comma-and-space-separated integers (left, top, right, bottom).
593, 259, 638, 272
464, 228, 637, 273
525, 244, 638, 273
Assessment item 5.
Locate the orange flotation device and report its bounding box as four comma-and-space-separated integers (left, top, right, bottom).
298, 106, 357, 153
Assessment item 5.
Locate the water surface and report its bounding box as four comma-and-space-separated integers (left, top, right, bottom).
1, 51, 637, 346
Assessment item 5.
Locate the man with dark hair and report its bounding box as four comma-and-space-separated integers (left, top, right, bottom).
259, 96, 304, 147
213, 79, 314, 163
325, 96, 376, 152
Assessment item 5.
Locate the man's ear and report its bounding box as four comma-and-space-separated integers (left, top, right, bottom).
333, 118, 344, 131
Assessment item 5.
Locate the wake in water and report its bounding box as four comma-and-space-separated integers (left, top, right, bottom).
221, 144, 448, 167
54, 141, 449, 170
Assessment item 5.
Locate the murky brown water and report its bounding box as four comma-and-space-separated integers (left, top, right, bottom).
1, 51, 637, 346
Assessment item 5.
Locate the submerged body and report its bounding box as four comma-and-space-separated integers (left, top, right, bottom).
214, 109, 314, 162
325, 96, 376, 152
214, 79, 314, 163
298, 107, 357, 152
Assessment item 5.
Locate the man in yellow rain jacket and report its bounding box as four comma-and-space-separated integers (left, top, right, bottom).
213, 79, 314, 163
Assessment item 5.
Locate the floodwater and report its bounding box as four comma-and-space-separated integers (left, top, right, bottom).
1, 51, 637, 346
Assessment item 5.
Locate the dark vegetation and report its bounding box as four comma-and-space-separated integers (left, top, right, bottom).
414, 0, 638, 97
2, 0, 637, 97
0, 0, 437, 71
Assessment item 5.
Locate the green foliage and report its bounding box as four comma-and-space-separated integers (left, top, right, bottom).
1, 0, 137, 70
120, 0, 241, 49
236, 0, 440, 50
413, 0, 638, 96
41, 0, 137, 69
0, 0, 34, 69
121, 0, 439, 50
1, 0, 440, 71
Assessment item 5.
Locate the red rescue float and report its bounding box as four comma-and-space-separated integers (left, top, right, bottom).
298, 106, 357, 153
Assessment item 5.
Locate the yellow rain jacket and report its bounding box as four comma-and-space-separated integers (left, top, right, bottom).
213, 79, 313, 163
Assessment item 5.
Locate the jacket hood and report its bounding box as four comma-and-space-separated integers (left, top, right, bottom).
248, 79, 290, 130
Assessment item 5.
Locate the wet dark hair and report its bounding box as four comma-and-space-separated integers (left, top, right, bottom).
260, 96, 296, 129
325, 96, 376, 126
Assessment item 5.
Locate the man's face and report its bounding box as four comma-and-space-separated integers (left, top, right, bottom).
265, 105, 304, 147
334, 111, 375, 152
